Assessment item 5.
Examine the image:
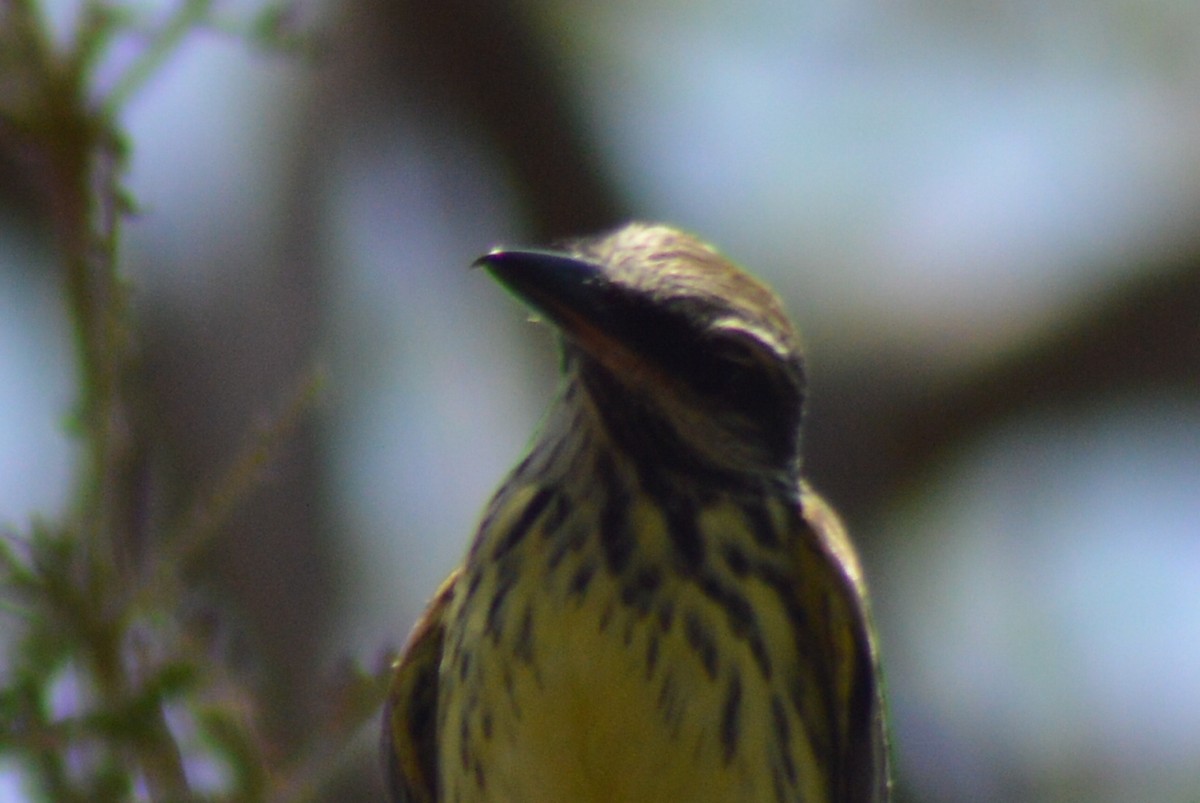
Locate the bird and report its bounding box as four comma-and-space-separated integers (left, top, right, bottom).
382, 222, 890, 802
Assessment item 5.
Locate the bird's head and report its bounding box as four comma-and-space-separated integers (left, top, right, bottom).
477, 223, 806, 487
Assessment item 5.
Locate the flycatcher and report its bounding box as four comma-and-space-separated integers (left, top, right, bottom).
383, 222, 890, 802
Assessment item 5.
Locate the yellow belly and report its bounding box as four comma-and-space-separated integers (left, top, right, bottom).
437, 498, 828, 801
467, 588, 769, 802
441, 547, 825, 792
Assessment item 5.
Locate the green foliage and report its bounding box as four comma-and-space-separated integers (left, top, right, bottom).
0, 2, 383, 799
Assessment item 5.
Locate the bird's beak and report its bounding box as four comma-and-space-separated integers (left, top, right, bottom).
475, 248, 645, 362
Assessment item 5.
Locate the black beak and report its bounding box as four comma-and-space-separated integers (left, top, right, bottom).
474, 248, 637, 355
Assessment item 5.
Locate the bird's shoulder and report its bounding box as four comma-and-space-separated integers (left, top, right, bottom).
794, 481, 891, 803
796, 480, 867, 599
382, 569, 460, 803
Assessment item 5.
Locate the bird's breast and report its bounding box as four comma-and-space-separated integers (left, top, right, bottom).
437, 481, 831, 802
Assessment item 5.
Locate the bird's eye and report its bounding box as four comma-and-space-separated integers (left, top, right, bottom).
676, 330, 803, 451
714, 338, 762, 370
687, 335, 773, 405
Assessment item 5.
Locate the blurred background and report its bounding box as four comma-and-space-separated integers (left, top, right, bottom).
2, 0, 1199, 800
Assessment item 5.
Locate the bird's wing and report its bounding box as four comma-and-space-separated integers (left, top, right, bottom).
798, 482, 892, 803
382, 569, 460, 803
